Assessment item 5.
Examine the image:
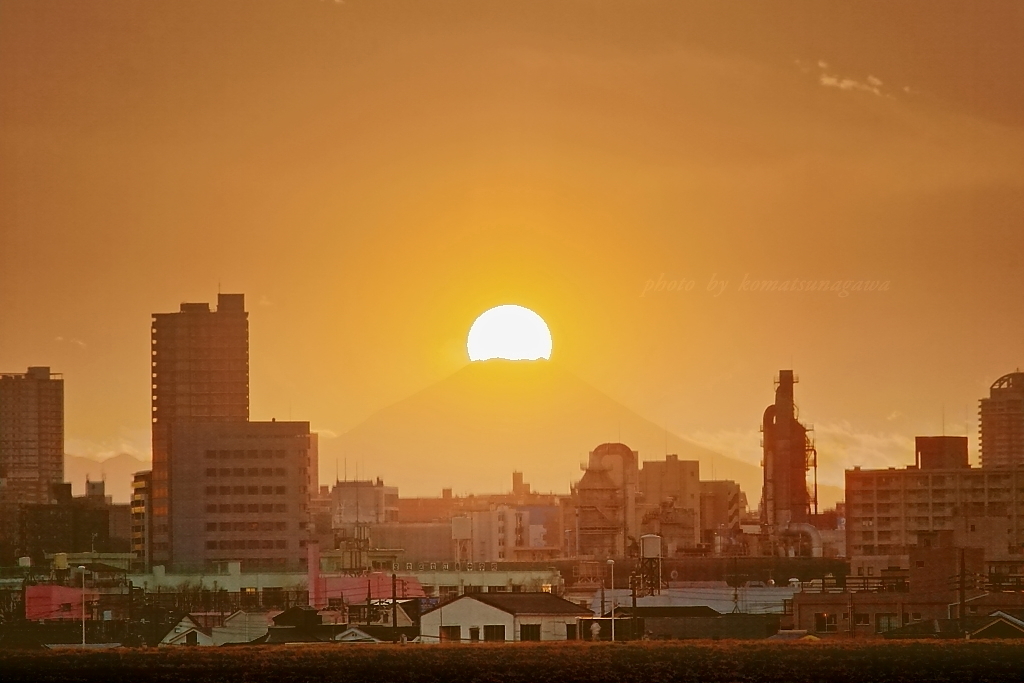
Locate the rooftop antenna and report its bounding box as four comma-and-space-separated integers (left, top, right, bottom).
344, 456, 348, 482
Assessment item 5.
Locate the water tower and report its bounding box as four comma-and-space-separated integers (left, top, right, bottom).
634, 534, 663, 595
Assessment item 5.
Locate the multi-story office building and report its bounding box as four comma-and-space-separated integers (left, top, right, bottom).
0, 366, 64, 560
20, 481, 131, 562
635, 454, 702, 554
846, 436, 1024, 575
179, 420, 317, 572
150, 293, 249, 566
980, 371, 1024, 468
331, 478, 399, 526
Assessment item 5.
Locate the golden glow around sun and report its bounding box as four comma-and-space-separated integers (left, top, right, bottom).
467, 305, 552, 361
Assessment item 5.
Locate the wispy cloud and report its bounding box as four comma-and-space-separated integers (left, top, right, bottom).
800, 59, 891, 97
819, 74, 883, 96
54, 335, 87, 348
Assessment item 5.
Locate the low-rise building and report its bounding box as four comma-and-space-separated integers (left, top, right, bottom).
419, 592, 592, 642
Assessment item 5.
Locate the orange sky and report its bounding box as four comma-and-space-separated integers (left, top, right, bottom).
2, 1, 1023, 499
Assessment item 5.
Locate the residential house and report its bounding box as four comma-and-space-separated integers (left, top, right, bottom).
419, 592, 592, 642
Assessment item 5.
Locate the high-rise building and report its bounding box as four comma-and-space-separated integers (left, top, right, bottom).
150, 294, 249, 566
0, 366, 64, 560
980, 371, 1024, 468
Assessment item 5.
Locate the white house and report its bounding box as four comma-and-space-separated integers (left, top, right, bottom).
420, 592, 592, 642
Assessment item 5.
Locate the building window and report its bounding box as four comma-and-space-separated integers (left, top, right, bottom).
206, 523, 217, 532
206, 504, 217, 513
519, 624, 541, 641
275, 486, 286, 495
875, 613, 899, 633
205, 486, 217, 495
261, 486, 273, 495
854, 613, 870, 626
440, 626, 461, 642
811, 614, 835, 634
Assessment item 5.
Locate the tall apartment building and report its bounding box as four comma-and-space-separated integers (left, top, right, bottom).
0, 366, 64, 560
846, 436, 1024, 575
980, 371, 1024, 468
150, 294, 249, 565
148, 293, 315, 571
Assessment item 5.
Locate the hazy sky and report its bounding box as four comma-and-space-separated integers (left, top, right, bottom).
2, 1, 1023, 497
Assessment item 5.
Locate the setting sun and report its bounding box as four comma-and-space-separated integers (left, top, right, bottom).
467, 305, 552, 361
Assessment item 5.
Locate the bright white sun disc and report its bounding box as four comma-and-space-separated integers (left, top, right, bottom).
467, 305, 552, 361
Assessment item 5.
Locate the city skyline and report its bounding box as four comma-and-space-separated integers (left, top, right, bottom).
7, 287, 1021, 511
2, 2, 1023, 503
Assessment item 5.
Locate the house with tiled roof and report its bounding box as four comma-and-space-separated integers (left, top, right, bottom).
420, 592, 592, 642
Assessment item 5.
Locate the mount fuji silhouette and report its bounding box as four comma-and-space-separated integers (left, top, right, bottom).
330, 360, 762, 499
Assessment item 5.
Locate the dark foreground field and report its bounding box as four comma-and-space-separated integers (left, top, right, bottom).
3, 641, 1024, 683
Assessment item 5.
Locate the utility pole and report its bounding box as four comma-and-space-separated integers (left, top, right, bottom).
630, 574, 638, 640
958, 548, 966, 626
78, 566, 87, 646
607, 559, 616, 642
392, 573, 398, 632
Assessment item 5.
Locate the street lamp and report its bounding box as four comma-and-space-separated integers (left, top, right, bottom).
78, 565, 87, 646
606, 559, 615, 642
